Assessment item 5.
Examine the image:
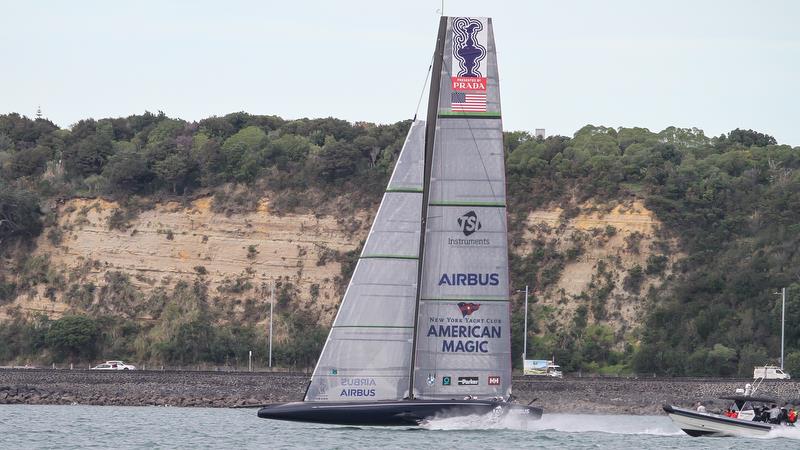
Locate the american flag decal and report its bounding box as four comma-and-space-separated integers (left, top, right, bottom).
451, 92, 487, 112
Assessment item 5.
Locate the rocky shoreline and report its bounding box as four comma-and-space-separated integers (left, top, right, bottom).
2, 369, 799, 415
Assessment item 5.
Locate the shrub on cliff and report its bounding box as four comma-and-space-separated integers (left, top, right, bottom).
0, 185, 42, 246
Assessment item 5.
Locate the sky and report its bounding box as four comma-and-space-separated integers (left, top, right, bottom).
2, 0, 799, 145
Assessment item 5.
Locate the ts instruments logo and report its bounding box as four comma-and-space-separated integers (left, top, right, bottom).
457, 211, 482, 236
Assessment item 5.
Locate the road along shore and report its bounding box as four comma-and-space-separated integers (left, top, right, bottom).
2, 369, 798, 414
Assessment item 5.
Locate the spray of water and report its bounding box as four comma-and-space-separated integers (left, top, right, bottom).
422, 412, 683, 436
762, 426, 800, 440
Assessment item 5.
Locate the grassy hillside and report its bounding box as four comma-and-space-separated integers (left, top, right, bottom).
1, 112, 798, 375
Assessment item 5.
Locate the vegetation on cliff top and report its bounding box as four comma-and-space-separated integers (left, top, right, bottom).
1, 111, 799, 375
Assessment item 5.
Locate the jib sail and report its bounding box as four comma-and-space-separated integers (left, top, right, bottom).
304, 120, 425, 402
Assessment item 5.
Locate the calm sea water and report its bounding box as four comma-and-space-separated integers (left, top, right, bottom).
3, 405, 800, 449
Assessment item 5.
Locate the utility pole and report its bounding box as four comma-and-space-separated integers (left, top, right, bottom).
781, 287, 786, 370
774, 287, 786, 370
523, 285, 529, 361
269, 281, 274, 368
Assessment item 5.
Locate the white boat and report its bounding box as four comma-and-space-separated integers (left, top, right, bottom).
258, 16, 542, 426
664, 394, 796, 437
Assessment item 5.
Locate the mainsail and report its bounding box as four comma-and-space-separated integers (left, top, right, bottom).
305, 120, 425, 402
305, 16, 510, 403
412, 17, 511, 399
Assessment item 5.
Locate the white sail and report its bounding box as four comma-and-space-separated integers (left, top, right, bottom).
413, 17, 512, 399
305, 120, 425, 402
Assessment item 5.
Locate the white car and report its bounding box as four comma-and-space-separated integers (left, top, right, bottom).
91, 360, 136, 370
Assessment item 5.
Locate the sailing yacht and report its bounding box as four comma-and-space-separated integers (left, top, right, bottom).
258, 16, 543, 426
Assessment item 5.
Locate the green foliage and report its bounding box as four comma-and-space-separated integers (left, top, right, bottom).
1, 112, 798, 374
0, 312, 49, 361
0, 275, 16, 304
623, 264, 645, 293
785, 351, 800, 377
45, 315, 100, 360
316, 137, 361, 182
725, 128, 777, 147
246, 245, 258, 259
0, 185, 42, 244
217, 276, 253, 294
504, 123, 799, 375
63, 134, 113, 177
102, 147, 151, 193
274, 310, 327, 368
644, 255, 668, 275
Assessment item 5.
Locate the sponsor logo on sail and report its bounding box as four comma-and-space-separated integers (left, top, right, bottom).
442, 376, 452, 386
451, 17, 487, 94
488, 376, 500, 386
339, 377, 376, 397
457, 302, 480, 317
448, 211, 490, 247
458, 211, 482, 236
438, 273, 499, 286
458, 376, 479, 386
426, 373, 436, 386
426, 323, 502, 353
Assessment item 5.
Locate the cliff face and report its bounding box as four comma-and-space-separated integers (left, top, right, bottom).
518, 199, 679, 345
1, 196, 369, 327
2, 196, 674, 347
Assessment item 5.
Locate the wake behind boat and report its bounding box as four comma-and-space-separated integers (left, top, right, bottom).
257, 16, 543, 426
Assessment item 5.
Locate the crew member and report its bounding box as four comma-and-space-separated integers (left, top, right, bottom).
696, 402, 706, 413
769, 404, 781, 424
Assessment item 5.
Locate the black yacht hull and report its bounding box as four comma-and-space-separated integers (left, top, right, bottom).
257, 399, 542, 426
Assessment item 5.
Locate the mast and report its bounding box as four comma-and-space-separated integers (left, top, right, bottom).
408, 16, 448, 398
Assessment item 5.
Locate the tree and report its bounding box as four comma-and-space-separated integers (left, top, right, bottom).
0, 185, 42, 244
102, 148, 151, 193
316, 137, 361, 181
154, 154, 191, 194
63, 135, 113, 177
220, 126, 268, 181
785, 351, 800, 377
45, 315, 100, 360
726, 128, 777, 148
8, 145, 51, 177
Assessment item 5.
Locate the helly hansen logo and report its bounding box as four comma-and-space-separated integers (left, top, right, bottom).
488, 376, 500, 385
457, 211, 482, 236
